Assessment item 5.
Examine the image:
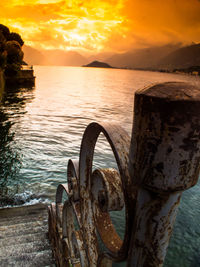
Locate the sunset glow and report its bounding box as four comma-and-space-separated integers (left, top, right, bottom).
1, 0, 200, 53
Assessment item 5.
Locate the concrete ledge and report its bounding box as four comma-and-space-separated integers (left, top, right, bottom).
5, 69, 35, 87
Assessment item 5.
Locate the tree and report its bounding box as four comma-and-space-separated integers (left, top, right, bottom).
0, 25, 24, 76
0, 32, 6, 44
4, 41, 24, 76
0, 51, 7, 69
0, 32, 6, 69
8, 32, 24, 47
0, 24, 10, 39
5, 40, 24, 64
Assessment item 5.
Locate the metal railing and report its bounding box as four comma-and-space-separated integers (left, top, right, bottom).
48, 82, 200, 267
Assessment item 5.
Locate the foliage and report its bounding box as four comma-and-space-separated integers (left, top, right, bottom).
0, 24, 10, 40
5, 41, 24, 64
0, 24, 24, 75
7, 32, 24, 47
0, 32, 6, 69
4, 62, 21, 77
0, 32, 6, 43
0, 51, 7, 69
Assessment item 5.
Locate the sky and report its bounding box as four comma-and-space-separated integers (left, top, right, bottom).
0, 0, 200, 53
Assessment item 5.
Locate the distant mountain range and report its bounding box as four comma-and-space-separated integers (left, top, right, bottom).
106, 44, 179, 69
87, 52, 114, 63
23, 43, 200, 71
23, 46, 89, 66
106, 43, 200, 70
23, 46, 48, 65
157, 43, 200, 70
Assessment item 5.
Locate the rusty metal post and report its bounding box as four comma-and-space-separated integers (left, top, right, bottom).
49, 81, 200, 266
128, 82, 200, 266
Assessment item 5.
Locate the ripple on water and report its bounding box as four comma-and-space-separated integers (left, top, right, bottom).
0, 66, 200, 266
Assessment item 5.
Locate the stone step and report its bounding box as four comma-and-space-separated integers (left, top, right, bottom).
0, 220, 47, 238
0, 238, 51, 257
0, 211, 47, 226
0, 204, 55, 266
0, 232, 48, 247
0, 249, 55, 267
0, 203, 47, 218
0, 217, 47, 229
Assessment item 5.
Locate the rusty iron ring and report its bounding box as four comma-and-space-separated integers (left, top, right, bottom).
91, 168, 124, 258
56, 158, 79, 221
55, 183, 69, 226
56, 183, 87, 265
56, 159, 87, 265
79, 122, 136, 262
62, 200, 88, 265
67, 159, 80, 201
56, 183, 81, 228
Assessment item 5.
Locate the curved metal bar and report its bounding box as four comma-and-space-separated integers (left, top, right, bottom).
67, 159, 79, 201
79, 122, 136, 263
56, 183, 85, 265
92, 168, 124, 212
55, 183, 70, 226
49, 82, 200, 267
62, 200, 82, 238
91, 168, 124, 254
67, 159, 79, 179
97, 254, 112, 267
71, 231, 88, 266
62, 200, 88, 266
56, 183, 69, 204
62, 200, 74, 239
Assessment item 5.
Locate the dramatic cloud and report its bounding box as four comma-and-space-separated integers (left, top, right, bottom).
121, 0, 200, 46
0, 0, 200, 52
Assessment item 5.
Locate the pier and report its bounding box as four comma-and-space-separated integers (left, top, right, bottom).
5, 65, 35, 87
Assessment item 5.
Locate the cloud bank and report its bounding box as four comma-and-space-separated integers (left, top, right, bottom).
0, 0, 200, 53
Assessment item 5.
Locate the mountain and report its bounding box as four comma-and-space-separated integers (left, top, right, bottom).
106, 44, 181, 69
41, 50, 88, 66
23, 46, 88, 66
87, 52, 114, 63
23, 45, 48, 65
23, 43, 200, 70
83, 61, 113, 68
106, 43, 200, 71
157, 43, 200, 70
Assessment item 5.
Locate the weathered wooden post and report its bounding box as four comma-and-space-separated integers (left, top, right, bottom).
128, 82, 200, 266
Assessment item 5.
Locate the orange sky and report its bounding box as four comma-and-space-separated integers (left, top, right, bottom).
0, 0, 200, 53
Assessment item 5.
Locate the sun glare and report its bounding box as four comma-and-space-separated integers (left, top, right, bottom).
0, 0, 126, 52
1, 0, 200, 52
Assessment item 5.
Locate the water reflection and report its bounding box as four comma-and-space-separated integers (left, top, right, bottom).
0, 85, 35, 205
0, 66, 199, 266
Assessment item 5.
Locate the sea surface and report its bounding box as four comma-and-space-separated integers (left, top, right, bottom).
0, 66, 200, 266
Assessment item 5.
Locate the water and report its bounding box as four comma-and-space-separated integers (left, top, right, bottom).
0, 66, 200, 266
